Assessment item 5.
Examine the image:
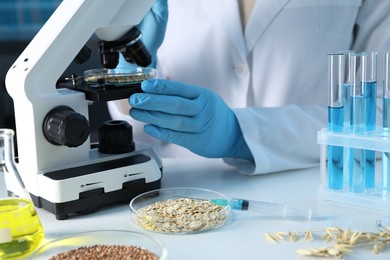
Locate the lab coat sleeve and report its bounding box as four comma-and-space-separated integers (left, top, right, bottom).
224, 105, 327, 175
352, 0, 390, 121
352, 0, 390, 53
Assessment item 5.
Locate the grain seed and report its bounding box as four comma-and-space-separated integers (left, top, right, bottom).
135, 198, 227, 233
268, 226, 390, 258
49, 245, 158, 260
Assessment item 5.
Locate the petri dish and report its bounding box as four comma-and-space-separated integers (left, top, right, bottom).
130, 187, 230, 234
29, 230, 167, 260
83, 67, 156, 86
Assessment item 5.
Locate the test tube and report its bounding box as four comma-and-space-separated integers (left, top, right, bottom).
383, 52, 390, 193
327, 53, 345, 189
338, 51, 354, 187
364, 52, 377, 188
349, 52, 365, 192
349, 52, 369, 193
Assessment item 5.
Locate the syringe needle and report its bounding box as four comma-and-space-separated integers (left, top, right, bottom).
211, 198, 312, 221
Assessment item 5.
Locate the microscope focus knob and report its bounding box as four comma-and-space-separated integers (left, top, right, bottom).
98, 120, 135, 154
44, 106, 90, 147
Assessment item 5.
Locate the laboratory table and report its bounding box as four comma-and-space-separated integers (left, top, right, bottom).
24, 158, 390, 259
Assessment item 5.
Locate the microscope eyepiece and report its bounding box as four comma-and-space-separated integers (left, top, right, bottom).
98, 27, 152, 69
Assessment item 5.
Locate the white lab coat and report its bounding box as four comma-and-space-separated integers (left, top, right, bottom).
108, 0, 390, 174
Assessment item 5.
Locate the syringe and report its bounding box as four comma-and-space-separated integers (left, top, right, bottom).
209, 198, 312, 221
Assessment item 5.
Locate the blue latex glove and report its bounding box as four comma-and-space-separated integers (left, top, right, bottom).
137, 0, 168, 67
129, 79, 254, 161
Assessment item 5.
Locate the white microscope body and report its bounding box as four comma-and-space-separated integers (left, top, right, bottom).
5, 0, 162, 220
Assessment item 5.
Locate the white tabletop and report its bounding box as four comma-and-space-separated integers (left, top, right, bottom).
31, 157, 389, 260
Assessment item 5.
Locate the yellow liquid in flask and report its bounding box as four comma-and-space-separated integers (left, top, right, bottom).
0, 198, 44, 258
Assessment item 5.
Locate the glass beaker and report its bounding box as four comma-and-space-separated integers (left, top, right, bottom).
0, 129, 44, 258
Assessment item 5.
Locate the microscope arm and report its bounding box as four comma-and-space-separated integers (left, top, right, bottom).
5, 0, 155, 188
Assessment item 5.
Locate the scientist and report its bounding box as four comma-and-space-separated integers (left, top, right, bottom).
109, 0, 390, 175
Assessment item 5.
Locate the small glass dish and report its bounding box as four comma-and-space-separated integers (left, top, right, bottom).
376, 217, 390, 232
83, 67, 156, 86
129, 187, 230, 234
29, 230, 167, 260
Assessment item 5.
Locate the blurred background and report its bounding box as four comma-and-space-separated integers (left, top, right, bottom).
0, 0, 111, 143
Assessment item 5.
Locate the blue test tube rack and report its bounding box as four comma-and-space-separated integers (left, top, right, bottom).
318, 128, 390, 213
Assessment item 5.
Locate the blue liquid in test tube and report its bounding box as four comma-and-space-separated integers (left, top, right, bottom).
364, 80, 377, 188
328, 106, 344, 189
341, 84, 352, 130
366, 81, 377, 130
383, 97, 390, 192
383, 53, 390, 193
349, 95, 366, 192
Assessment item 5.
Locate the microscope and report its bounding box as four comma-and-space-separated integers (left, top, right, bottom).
5, 0, 162, 220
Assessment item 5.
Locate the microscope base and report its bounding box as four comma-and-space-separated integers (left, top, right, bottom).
29, 153, 162, 220
31, 177, 161, 220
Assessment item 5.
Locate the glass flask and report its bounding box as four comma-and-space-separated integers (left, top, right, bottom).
0, 129, 44, 258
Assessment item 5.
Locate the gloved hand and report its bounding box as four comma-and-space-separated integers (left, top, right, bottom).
129, 79, 254, 160
137, 0, 168, 67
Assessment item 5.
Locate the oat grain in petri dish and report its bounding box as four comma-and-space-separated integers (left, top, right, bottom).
130, 187, 231, 234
